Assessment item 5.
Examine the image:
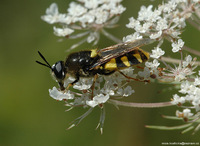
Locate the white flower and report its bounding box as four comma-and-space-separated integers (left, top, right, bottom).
126, 17, 140, 29
138, 5, 154, 22
49, 87, 74, 101
46, 3, 58, 15
162, 1, 177, 13
183, 109, 193, 118
42, 0, 126, 49
173, 17, 186, 28
156, 18, 168, 31
150, 47, 165, 59
117, 86, 135, 97
110, 4, 126, 15
141, 22, 153, 33
41, 3, 67, 24
182, 55, 192, 68
101, 87, 115, 96
79, 13, 95, 27
171, 29, 181, 38
86, 94, 110, 107
63, 76, 76, 88
179, 81, 195, 94
123, 32, 143, 42
138, 67, 151, 79
172, 39, 184, 52
194, 76, 200, 86
145, 59, 160, 69
165, 61, 195, 82
83, 0, 100, 9
73, 93, 90, 106
53, 27, 74, 37
120, 68, 135, 77
94, 9, 109, 24
73, 78, 93, 90
192, 96, 200, 111
67, 2, 87, 17
176, 109, 193, 118
171, 94, 185, 105
149, 30, 162, 39
174, 72, 187, 81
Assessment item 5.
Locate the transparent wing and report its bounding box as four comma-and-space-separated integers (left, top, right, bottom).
90, 38, 154, 69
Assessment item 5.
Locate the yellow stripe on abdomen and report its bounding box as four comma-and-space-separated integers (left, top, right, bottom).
133, 53, 142, 63
104, 58, 117, 70
120, 56, 130, 67
140, 49, 150, 60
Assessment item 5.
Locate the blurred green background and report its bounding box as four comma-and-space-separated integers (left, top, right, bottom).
0, 0, 200, 145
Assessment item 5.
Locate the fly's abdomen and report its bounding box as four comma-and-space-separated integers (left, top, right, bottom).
102, 49, 149, 71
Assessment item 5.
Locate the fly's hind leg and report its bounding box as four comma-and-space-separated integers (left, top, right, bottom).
136, 66, 144, 69
90, 70, 115, 99
91, 74, 98, 99
118, 70, 150, 83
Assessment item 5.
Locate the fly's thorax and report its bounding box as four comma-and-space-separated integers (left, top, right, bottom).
64, 50, 100, 77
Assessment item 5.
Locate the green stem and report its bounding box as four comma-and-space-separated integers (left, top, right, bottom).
109, 99, 173, 108
160, 56, 200, 66
183, 45, 200, 57
101, 29, 122, 43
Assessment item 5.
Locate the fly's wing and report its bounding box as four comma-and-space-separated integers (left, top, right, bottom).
89, 38, 154, 69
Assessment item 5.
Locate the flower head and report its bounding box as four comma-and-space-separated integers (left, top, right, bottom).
41, 0, 200, 134
86, 94, 110, 107
172, 39, 185, 53
150, 47, 165, 59
42, 1, 126, 50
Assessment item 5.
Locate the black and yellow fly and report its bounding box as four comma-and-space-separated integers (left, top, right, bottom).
36, 38, 154, 91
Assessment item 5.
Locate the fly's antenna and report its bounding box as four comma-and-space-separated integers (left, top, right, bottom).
36, 51, 51, 69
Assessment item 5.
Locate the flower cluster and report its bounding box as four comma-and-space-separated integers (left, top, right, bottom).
41, 0, 200, 134
42, 0, 126, 50
171, 72, 200, 112
123, 0, 200, 134
49, 69, 137, 132
49, 69, 136, 107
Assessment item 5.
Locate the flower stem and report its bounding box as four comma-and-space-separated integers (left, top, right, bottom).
187, 18, 200, 31
101, 29, 122, 43
160, 56, 200, 66
183, 45, 200, 57
108, 99, 173, 108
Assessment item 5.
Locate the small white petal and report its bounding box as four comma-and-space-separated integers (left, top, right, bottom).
123, 86, 135, 97
49, 87, 74, 101
53, 27, 74, 37
73, 78, 93, 90
183, 109, 193, 118
149, 30, 162, 39
138, 67, 150, 79
145, 59, 160, 69
86, 94, 109, 107
123, 32, 143, 42
150, 47, 165, 59
182, 55, 192, 67
172, 39, 184, 53
67, 2, 87, 17
194, 77, 200, 86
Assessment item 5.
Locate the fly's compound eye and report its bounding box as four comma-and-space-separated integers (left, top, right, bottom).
51, 61, 66, 80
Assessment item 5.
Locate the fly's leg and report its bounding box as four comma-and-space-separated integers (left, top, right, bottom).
91, 74, 98, 99
118, 70, 150, 83
136, 65, 144, 69
65, 76, 79, 90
